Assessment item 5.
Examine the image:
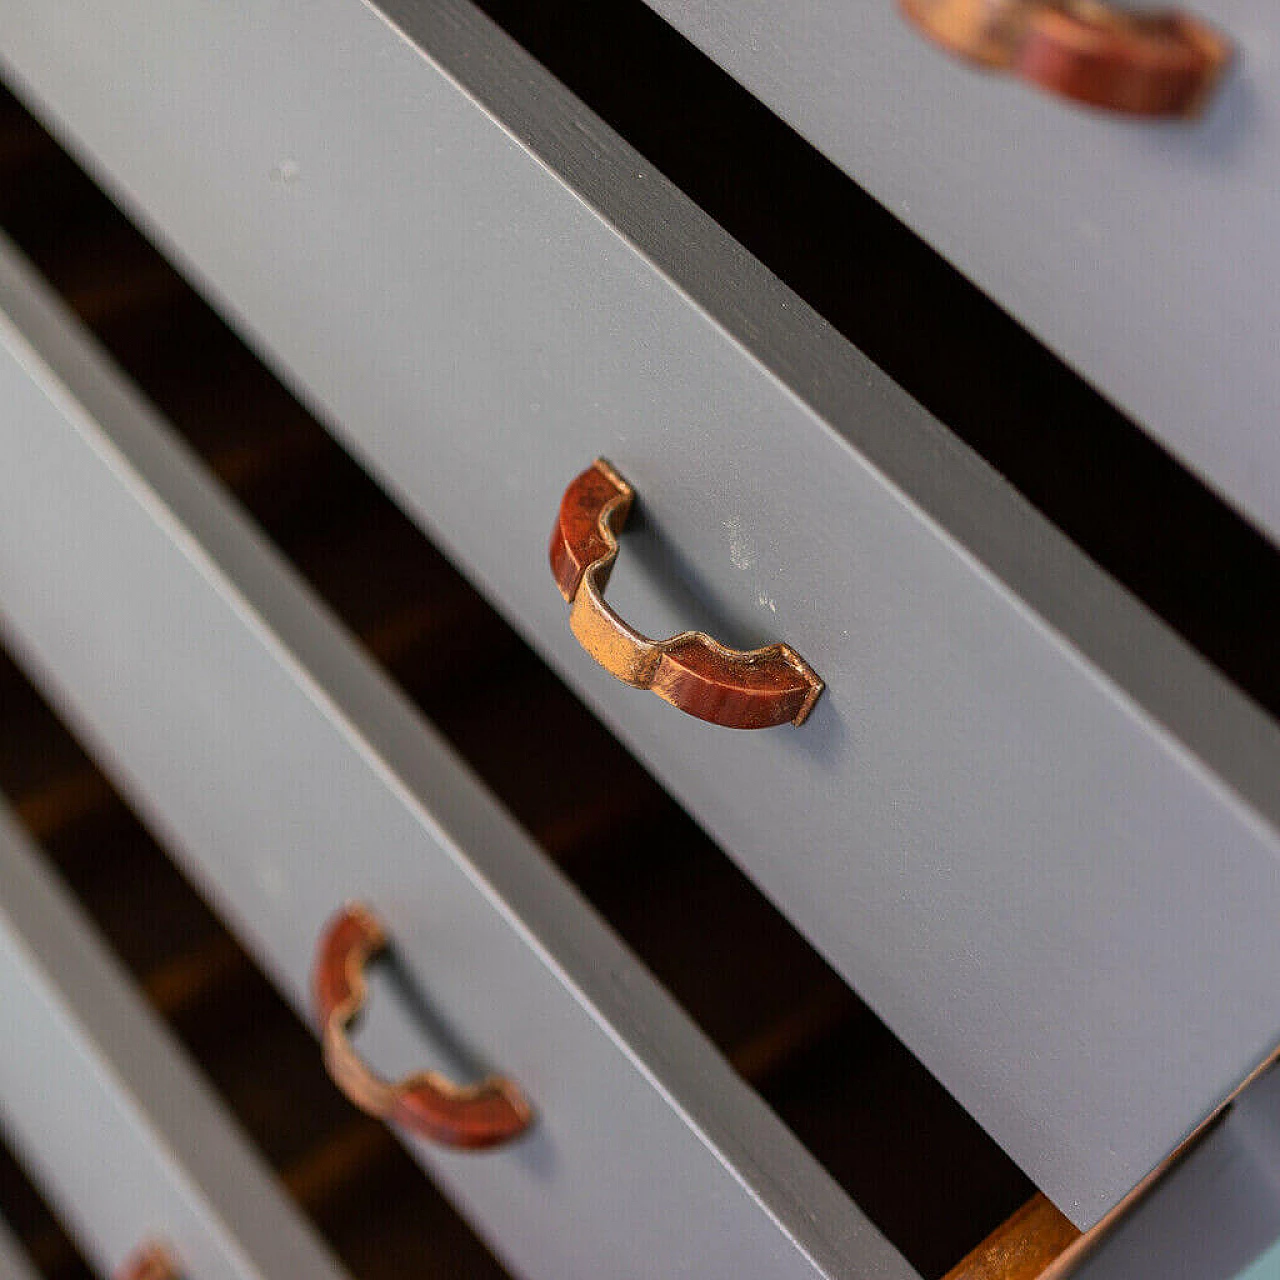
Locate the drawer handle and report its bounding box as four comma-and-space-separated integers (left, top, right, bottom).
312, 903, 533, 1150
115, 1243, 181, 1280
550, 459, 823, 729
898, 0, 1230, 116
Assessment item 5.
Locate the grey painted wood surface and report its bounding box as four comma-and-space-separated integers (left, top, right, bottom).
0, 1213, 40, 1280
625, 0, 1280, 545
0, 237, 916, 1280
0, 800, 352, 1280
2, 0, 1278, 1228
1072, 1065, 1280, 1280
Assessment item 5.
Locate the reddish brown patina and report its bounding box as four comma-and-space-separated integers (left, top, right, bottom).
550, 460, 823, 729
312, 904, 532, 1151
549, 460, 630, 603
899, 0, 1230, 116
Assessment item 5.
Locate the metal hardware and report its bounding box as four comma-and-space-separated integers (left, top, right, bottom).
312, 903, 532, 1150
550, 459, 823, 729
114, 1243, 181, 1280
899, 0, 1230, 116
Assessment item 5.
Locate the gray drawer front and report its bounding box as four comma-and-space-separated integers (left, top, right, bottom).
565, 0, 1280, 545
0, 240, 914, 1280
0, 1214, 40, 1280
0, 800, 350, 1280
2, 0, 1277, 1229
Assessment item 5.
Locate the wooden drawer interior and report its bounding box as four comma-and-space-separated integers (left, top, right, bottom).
0, 83, 1092, 1280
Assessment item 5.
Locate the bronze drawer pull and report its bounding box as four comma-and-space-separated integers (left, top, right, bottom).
312, 904, 532, 1150
550, 459, 823, 729
899, 0, 1230, 116
115, 1243, 181, 1280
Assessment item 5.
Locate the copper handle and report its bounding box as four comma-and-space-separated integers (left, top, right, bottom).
549, 459, 823, 730
899, 0, 1230, 116
312, 903, 532, 1150
115, 1243, 181, 1280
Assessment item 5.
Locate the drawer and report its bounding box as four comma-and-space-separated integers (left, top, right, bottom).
0, 799, 351, 1280
0, 240, 914, 1279
533, 0, 1280, 546
0, 1214, 39, 1280
2, 0, 1276, 1228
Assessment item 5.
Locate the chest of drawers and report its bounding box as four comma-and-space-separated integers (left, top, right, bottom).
0, 2, 1276, 1278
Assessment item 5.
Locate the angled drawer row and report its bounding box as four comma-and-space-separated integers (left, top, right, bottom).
1, 0, 1277, 1231
0, 65, 1278, 1274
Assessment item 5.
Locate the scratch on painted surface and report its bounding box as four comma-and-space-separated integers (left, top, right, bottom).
723, 513, 754, 571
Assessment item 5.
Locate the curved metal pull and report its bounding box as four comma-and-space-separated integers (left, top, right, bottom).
115, 1244, 181, 1280
899, 0, 1230, 116
312, 904, 532, 1150
550, 459, 823, 729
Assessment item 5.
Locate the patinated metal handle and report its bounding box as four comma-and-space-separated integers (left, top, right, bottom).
312, 904, 532, 1150
899, 0, 1230, 116
115, 1243, 181, 1280
550, 459, 823, 730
